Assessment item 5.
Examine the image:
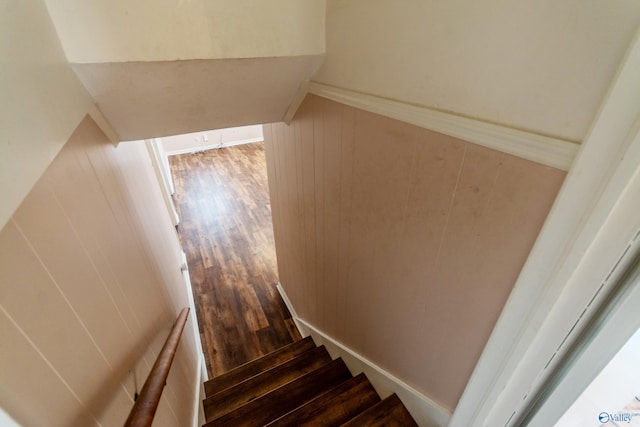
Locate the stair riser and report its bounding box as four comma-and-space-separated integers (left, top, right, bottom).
203, 346, 331, 422
205, 359, 352, 427
204, 337, 315, 396
266, 374, 381, 427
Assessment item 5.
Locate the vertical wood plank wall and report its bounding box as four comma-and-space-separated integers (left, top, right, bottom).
0, 116, 198, 426
264, 94, 566, 411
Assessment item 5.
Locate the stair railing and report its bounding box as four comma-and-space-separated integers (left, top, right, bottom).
124, 307, 190, 427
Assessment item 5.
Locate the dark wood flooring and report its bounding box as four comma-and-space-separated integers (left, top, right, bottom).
169, 143, 301, 378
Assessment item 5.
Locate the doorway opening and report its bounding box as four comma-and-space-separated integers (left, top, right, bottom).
151, 124, 301, 379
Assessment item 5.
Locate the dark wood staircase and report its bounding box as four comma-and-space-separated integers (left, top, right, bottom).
202, 336, 419, 426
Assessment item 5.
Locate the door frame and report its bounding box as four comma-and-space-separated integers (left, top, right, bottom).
145, 139, 180, 227
522, 251, 640, 426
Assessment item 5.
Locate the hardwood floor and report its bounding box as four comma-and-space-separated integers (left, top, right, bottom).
169, 143, 301, 378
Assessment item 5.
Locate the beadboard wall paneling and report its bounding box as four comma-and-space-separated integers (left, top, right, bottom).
264, 94, 566, 411
0, 116, 199, 426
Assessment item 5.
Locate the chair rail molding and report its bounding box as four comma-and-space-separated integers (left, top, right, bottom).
306, 82, 579, 171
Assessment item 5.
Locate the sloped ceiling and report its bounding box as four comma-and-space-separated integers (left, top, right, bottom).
73, 56, 323, 140
42, 0, 326, 140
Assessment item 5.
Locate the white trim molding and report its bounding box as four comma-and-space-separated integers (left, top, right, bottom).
307, 82, 578, 171
527, 240, 640, 427
277, 284, 451, 427
449, 28, 640, 427
191, 353, 203, 427
182, 251, 208, 426
88, 104, 120, 146
180, 251, 207, 383
145, 139, 180, 227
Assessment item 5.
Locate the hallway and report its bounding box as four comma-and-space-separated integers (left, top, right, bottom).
169, 143, 301, 378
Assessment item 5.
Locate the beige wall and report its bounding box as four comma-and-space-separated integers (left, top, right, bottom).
264, 94, 566, 411
0, 116, 199, 426
44, 0, 326, 63
314, 0, 640, 142
0, 0, 93, 230
72, 53, 324, 142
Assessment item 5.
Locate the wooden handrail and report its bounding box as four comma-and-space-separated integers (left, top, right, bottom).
124, 307, 190, 427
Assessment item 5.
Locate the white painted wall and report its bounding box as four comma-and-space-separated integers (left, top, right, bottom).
43, 0, 326, 63
314, 0, 640, 142
0, 0, 93, 230
162, 124, 263, 155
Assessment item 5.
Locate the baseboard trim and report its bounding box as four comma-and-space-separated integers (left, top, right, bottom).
191, 353, 203, 427
182, 250, 208, 427
307, 82, 579, 171
277, 283, 451, 427
165, 137, 264, 156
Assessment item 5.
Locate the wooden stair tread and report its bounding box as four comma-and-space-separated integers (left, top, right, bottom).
204, 336, 315, 396
203, 345, 331, 422
265, 373, 381, 427
340, 394, 418, 427
204, 358, 352, 427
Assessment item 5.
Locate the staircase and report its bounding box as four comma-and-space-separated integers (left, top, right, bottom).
202, 336, 419, 426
